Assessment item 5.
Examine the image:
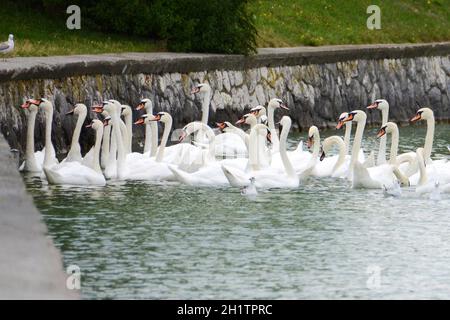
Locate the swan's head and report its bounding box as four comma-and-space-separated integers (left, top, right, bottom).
250, 105, 267, 117
236, 113, 257, 126
320, 136, 344, 161
134, 114, 148, 125
66, 103, 87, 116
343, 110, 366, 123
410, 107, 433, 122
367, 99, 389, 111
268, 98, 289, 110
136, 98, 152, 111
93, 101, 116, 115
376, 122, 397, 138
8, 34, 13, 42
102, 116, 111, 127
191, 83, 211, 94
150, 111, 171, 124
25, 98, 52, 113
307, 125, 319, 149
86, 119, 104, 130
121, 105, 132, 117
336, 112, 348, 129
216, 121, 233, 132
21, 99, 40, 112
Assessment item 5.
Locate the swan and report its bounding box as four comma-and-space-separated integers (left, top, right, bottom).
43, 119, 106, 186
314, 136, 347, 178
93, 101, 126, 179
249, 105, 267, 124
336, 112, 373, 167
213, 125, 248, 158
342, 110, 401, 189
19, 99, 44, 172
266, 98, 289, 153
64, 103, 87, 163
414, 148, 450, 195
99, 110, 111, 170
126, 112, 175, 181
216, 121, 250, 149
367, 99, 389, 165
191, 83, 212, 144
136, 98, 158, 156
222, 117, 299, 189
121, 104, 133, 154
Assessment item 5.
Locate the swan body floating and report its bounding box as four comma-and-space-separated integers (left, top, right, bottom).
44, 119, 106, 186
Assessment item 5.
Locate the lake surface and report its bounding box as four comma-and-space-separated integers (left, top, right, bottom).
24, 124, 450, 299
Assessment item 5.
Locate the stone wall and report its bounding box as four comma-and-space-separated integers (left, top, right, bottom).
0, 43, 449, 156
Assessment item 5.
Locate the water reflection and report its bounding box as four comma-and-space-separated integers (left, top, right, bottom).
24, 124, 450, 299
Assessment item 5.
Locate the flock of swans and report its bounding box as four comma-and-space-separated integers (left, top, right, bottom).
19, 83, 450, 198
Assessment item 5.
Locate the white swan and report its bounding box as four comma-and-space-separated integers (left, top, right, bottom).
222, 117, 299, 189
266, 98, 289, 153
191, 83, 212, 144
126, 112, 175, 181
314, 136, 347, 178
63, 103, 87, 163
136, 98, 158, 156
19, 99, 44, 172
342, 110, 400, 189
44, 119, 106, 186
367, 99, 389, 165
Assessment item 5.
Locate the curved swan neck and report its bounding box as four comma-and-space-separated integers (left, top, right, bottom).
43, 107, 54, 167
67, 110, 86, 161
25, 109, 38, 170
328, 136, 346, 173
201, 88, 211, 125
111, 111, 125, 178
156, 117, 172, 162
101, 125, 111, 168
267, 107, 280, 151
350, 114, 367, 170
417, 149, 427, 186
123, 112, 133, 154
150, 122, 158, 157
93, 126, 103, 173
343, 121, 352, 155
312, 130, 320, 158
377, 107, 388, 165
143, 101, 154, 154
248, 125, 265, 171
424, 116, 434, 163
279, 120, 296, 178
388, 126, 399, 165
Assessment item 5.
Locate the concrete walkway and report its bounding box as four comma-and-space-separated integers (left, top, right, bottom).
0, 134, 78, 299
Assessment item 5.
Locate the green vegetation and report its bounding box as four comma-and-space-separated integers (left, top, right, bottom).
1, 0, 449, 57
252, 0, 450, 47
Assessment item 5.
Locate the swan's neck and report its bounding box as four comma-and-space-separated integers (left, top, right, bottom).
67, 111, 86, 160
279, 124, 296, 178
388, 128, 399, 165
417, 151, 427, 186
143, 103, 154, 154
101, 125, 111, 168
267, 107, 280, 151
43, 109, 54, 167
311, 131, 320, 159
112, 113, 125, 178
424, 116, 434, 163
248, 127, 261, 171
377, 108, 388, 165
343, 122, 352, 155
350, 117, 366, 170
124, 113, 133, 154
231, 126, 250, 150
332, 138, 346, 173
156, 118, 172, 162
25, 110, 38, 170
201, 90, 211, 125
150, 122, 158, 157
93, 127, 103, 173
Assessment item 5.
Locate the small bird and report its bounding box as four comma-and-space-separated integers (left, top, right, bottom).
0, 34, 14, 58
241, 177, 258, 197
383, 181, 402, 198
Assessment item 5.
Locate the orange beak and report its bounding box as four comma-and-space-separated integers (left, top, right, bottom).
280, 103, 289, 110
336, 121, 344, 129
343, 113, 354, 122
134, 118, 146, 125
236, 118, 245, 125
85, 123, 93, 128
376, 128, 386, 138
136, 102, 145, 111
21, 101, 31, 109
216, 122, 226, 130
191, 87, 200, 94
178, 131, 187, 142
92, 105, 103, 113
149, 114, 161, 122
367, 103, 378, 109
410, 114, 421, 122
66, 109, 75, 115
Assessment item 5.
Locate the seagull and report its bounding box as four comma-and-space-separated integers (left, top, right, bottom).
0, 34, 14, 59
383, 181, 402, 198
241, 177, 258, 197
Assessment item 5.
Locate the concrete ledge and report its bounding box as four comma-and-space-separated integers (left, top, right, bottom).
0, 134, 78, 299
0, 42, 449, 82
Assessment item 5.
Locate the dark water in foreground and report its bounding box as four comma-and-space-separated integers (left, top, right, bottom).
24, 124, 450, 299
